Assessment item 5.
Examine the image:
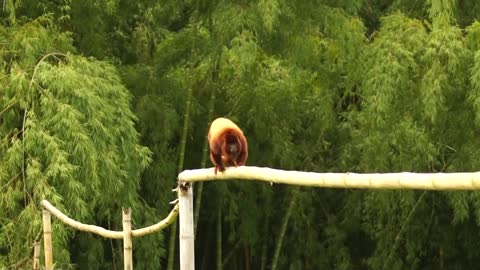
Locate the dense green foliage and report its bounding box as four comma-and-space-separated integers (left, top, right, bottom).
3, 0, 480, 269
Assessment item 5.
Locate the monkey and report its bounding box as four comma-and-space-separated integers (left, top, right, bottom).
208, 117, 248, 174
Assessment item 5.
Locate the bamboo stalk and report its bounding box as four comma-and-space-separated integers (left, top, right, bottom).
40, 200, 178, 238
200, 219, 214, 270
169, 70, 192, 270
179, 182, 195, 270
33, 241, 40, 270
271, 189, 297, 270
122, 208, 133, 270
194, 53, 220, 235
216, 203, 222, 270
42, 209, 53, 270
259, 212, 270, 270
222, 240, 241, 267
168, 0, 201, 266
178, 166, 480, 190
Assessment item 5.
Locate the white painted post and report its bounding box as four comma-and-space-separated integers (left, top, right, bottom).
179, 182, 195, 270
122, 208, 133, 270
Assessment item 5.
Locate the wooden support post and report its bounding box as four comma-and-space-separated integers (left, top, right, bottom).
179, 182, 195, 270
123, 208, 133, 270
33, 241, 40, 270
42, 209, 53, 270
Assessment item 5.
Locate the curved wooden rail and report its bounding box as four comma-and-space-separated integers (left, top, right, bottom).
40, 200, 179, 238
40, 199, 179, 270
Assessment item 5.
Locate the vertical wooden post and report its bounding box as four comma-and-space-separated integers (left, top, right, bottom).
123, 208, 133, 270
42, 209, 53, 270
33, 241, 40, 270
179, 182, 195, 270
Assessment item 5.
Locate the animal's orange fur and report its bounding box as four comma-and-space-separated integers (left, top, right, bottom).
208, 117, 248, 174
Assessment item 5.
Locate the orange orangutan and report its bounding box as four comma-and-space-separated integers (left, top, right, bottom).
208, 117, 248, 174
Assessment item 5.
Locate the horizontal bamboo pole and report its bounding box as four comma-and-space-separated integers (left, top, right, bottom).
178, 166, 480, 190
40, 200, 179, 239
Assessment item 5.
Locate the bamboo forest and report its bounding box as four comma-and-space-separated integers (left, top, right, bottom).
4, 0, 480, 269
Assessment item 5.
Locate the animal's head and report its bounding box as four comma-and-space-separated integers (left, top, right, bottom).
221, 132, 241, 165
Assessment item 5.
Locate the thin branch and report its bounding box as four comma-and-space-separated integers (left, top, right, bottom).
21, 109, 27, 206
178, 166, 480, 190
5, 256, 29, 269
17, 52, 67, 207
222, 239, 242, 267
34, 226, 42, 242
0, 99, 18, 118
385, 191, 427, 267
1, 171, 21, 192
29, 52, 67, 91
2, 128, 22, 143
108, 220, 117, 270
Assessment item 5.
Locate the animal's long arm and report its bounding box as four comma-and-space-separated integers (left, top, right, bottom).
210, 142, 225, 174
